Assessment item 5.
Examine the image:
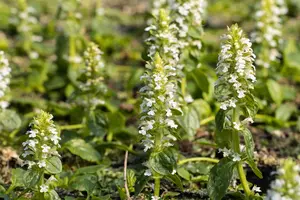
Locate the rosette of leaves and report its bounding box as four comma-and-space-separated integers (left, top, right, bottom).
208, 24, 262, 200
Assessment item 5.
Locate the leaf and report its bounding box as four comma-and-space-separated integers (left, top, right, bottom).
215, 109, 225, 132
275, 103, 296, 122
266, 79, 283, 105
149, 148, 177, 176
23, 169, 42, 188
215, 129, 232, 149
44, 190, 61, 200
70, 174, 97, 194
244, 94, 258, 118
127, 170, 136, 192
134, 174, 150, 195
65, 138, 101, 162
241, 129, 263, 179
165, 174, 183, 190
107, 112, 126, 133
87, 110, 107, 137
177, 102, 201, 139
11, 168, 25, 187
0, 109, 21, 132
45, 156, 62, 174
75, 165, 108, 175
191, 69, 210, 93
207, 158, 236, 200
177, 168, 190, 181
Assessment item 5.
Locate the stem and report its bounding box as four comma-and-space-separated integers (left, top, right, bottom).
178, 157, 219, 165
59, 124, 84, 130
124, 151, 131, 200
232, 108, 251, 197
200, 116, 215, 126
154, 176, 160, 197
181, 77, 186, 98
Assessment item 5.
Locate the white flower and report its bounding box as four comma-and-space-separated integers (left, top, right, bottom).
41, 144, 50, 153
233, 122, 242, 130
171, 169, 176, 175
252, 185, 261, 193
232, 153, 241, 162
28, 130, 38, 138
166, 119, 178, 129
40, 184, 49, 193
215, 25, 256, 112
252, 0, 287, 68
144, 169, 152, 176
37, 160, 46, 168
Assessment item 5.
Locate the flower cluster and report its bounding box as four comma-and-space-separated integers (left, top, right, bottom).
145, 9, 184, 76
82, 42, 106, 90
0, 51, 11, 110
173, 0, 207, 46
252, 0, 287, 68
215, 24, 256, 111
22, 111, 61, 169
267, 159, 300, 200
139, 53, 181, 152
219, 147, 241, 162
9, 2, 38, 33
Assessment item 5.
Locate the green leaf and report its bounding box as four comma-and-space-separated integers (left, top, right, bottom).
215, 109, 225, 132
165, 174, 183, 190
87, 110, 107, 137
23, 169, 42, 188
191, 69, 210, 93
177, 167, 190, 181
127, 170, 136, 192
241, 129, 263, 179
177, 101, 201, 139
45, 156, 62, 174
65, 138, 101, 162
215, 128, 232, 149
149, 148, 177, 176
70, 174, 97, 194
266, 79, 283, 105
208, 158, 236, 200
0, 109, 21, 132
44, 190, 61, 200
275, 103, 296, 122
10, 168, 25, 188
244, 94, 258, 118
75, 165, 108, 175
107, 112, 126, 133
134, 173, 150, 195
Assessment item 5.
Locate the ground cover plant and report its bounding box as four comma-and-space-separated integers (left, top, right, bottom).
0, 0, 300, 199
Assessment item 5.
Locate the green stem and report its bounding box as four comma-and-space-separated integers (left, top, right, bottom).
178, 157, 219, 165
59, 124, 84, 130
154, 176, 160, 197
200, 116, 215, 126
181, 77, 186, 98
232, 108, 251, 197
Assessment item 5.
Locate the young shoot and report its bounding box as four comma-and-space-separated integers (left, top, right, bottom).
208, 24, 262, 199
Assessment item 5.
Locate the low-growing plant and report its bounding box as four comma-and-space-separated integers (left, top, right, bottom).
7, 110, 62, 199
208, 24, 262, 200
